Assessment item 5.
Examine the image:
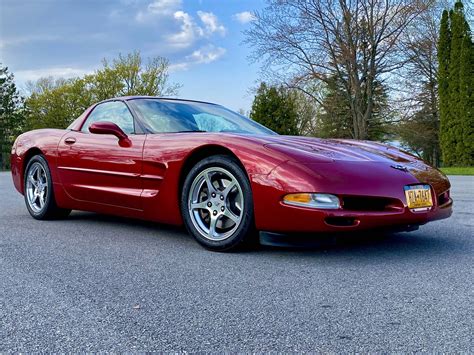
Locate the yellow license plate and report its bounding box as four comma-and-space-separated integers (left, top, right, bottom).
404, 185, 433, 209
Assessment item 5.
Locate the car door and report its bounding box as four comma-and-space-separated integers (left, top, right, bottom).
57, 100, 145, 210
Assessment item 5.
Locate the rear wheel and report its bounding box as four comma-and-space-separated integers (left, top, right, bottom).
181, 155, 255, 251
24, 155, 71, 220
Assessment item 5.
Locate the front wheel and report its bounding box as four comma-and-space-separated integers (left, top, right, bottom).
24, 155, 71, 220
181, 155, 255, 251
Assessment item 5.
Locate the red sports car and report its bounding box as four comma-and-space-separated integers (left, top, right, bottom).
11, 96, 452, 251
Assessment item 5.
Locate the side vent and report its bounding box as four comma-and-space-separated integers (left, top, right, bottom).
438, 190, 450, 206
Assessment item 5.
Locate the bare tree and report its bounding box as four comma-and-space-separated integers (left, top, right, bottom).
246, 0, 428, 139
395, 1, 443, 165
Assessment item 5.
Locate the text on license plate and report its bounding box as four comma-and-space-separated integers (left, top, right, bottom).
404, 185, 433, 209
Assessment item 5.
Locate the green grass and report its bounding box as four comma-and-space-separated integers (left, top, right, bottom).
440, 167, 474, 175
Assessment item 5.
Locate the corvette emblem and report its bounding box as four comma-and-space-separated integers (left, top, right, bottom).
391, 164, 408, 172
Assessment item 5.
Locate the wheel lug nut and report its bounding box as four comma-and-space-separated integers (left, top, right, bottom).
207, 202, 212, 207
213, 210, 217, 216
221, 206, 225, 212
220, 195, 224, 200
211, 192, 216, 198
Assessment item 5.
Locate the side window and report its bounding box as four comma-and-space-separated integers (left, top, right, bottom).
82, 101, 135, 134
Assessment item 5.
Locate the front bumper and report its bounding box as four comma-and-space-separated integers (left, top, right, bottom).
260, 198, 452, 233
251, 161, 452, 233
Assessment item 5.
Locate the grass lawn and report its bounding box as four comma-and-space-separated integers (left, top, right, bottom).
440, 167, 474, 175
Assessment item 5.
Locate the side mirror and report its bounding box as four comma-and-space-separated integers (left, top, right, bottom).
89, 121, 131, 147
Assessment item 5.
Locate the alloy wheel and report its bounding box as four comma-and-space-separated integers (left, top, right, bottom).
26, 162, 48, 213
188, 167, 244, 241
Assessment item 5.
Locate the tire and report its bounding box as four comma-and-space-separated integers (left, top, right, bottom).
181, 155, 256, 251
24, 155, 71, 220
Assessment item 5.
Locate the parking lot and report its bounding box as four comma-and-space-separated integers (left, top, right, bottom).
0, 172, 472, 352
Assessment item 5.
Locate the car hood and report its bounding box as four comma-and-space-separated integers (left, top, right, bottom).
262, 136, 419, 164
257, 135, 450, 193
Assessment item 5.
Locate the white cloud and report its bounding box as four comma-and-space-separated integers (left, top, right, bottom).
167, 10, 204, 48
168, 62, 190, 72
197, 11, 226, 36
187, 45, 226, 64
1, 33, 109, 49
119, 0, 143, 5
135, 1, 226, 48
0, 34, 61, 49
148, 0, 180, 15
14, 67, 92, 84
233, 11, 256, 24
136, 0, 181, 22
166, 10, 226, 48
170, 44, 226, 71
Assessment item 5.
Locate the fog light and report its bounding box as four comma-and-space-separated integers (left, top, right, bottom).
283, 193, 340, 209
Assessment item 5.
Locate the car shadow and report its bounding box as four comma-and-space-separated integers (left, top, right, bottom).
256, 228, 467, 261
67, 210, 188, 236
259, 230, 416, 249
66, 211, 465, 260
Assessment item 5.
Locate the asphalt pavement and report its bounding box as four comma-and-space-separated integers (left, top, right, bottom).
0, 171, 472, 352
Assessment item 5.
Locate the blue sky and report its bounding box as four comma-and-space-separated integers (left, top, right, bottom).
0, 0, 266, 111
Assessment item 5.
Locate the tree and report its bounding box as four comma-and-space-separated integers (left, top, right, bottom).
448, 3, 465, 163
86, 52, 180, 101
438, 0, 473, 166
438, 9, 451, 164
25, 77, 89, 131
396, 89, 440, 164
246, 0, 427, 140
315, 75, 391, 140
293, 90, 320, 136
315, 77, 352, 139
25, 51, 180, 130
250, 82, 299, 135
395, 1, 444, 166
0, 65, 24, 170
458, 21, 474, 165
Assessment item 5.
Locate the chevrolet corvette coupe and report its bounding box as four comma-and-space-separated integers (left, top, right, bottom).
11, 96, 453, 251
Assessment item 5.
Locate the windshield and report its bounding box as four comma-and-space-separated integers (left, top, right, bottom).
129, 99, 276, 135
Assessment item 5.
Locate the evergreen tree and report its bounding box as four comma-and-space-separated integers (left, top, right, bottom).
438, 9, 452, 164
0, 65, 24, 170
459, 33, 474, 165
316, 76, 390, 141
397, 83, 440, 165
448, 3, 465, 164
250, 83, 299, 135
438, 0, 473, 166
316, 77, 352, 139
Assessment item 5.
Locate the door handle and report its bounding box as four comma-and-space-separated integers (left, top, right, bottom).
64, 137, 76, 145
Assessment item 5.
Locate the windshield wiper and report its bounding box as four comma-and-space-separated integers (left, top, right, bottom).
173, 130, 207, 133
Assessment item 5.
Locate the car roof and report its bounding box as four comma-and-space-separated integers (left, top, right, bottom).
100, 96, 219, 106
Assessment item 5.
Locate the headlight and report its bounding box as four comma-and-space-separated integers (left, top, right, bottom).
283, 193, 340, 209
